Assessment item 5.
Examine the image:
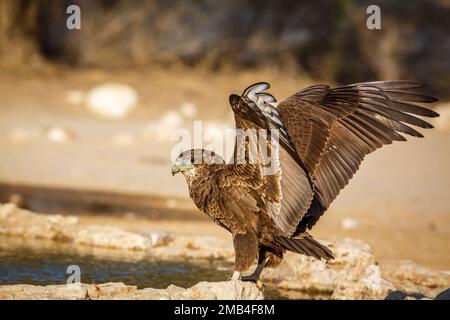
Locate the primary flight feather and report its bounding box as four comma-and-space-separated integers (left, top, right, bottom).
171, 80, 438, 282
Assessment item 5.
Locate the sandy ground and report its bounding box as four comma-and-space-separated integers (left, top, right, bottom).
0, 67, 449, 270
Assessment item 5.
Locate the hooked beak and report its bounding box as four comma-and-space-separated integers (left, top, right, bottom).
171, 164, 180, 176
171, 160, 194, 176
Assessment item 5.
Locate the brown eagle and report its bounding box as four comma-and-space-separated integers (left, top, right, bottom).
171, 81, 438, 283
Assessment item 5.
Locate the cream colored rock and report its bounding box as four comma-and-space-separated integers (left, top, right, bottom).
86, 83, 138, 120
0, 203, 77, 240
149, 231, 174, 247
179, 102, 197, 118
331, 265, 396, 300
261, 238, 394, 299
45, 126, 76, 143
150, 235, 234, 260
96, 281, 263, 300
381, 260, 450, 298
86, 282, 137, 299
0, 203, 152, 251
0, 283, 137, 300
0, 284, 89, 300
73, 225, 150, 251
181, 280, 263, 300
0, 281, 262, 300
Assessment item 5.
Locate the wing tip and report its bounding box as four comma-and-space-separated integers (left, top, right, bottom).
242, 82, 271, 97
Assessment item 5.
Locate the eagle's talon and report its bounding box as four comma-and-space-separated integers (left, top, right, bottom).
240, 275, 257, 283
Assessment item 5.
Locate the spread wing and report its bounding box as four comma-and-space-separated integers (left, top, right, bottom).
277, 81, 439, 230
228, 83, 314, 236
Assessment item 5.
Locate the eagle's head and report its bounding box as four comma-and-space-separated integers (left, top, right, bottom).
171, 149, 225, 179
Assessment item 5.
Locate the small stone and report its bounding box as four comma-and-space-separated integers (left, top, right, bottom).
46, 126, 76, 143
341, 218, 360, 230
0, 281, 263, 300
73, 225, 150, 251
165, 199, 178, 209
179, 102, 197, 118
149, 231, 174, 247
86, 83, 138, 120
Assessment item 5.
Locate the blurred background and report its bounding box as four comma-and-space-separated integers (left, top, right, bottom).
0, 0, 449, 269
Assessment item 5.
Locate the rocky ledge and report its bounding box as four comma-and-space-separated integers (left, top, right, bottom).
0, 281, 263, 300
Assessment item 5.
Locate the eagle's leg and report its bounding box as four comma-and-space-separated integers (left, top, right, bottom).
231, 232, 258, 281
240, 257, 268, 283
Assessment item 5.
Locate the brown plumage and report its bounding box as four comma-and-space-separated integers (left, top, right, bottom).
171, 81, 438, 281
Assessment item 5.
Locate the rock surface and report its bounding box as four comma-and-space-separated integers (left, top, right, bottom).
0, 203, 150, 250
0, 281, 263, 300
262, 239, 396, 299
381, 260, 450, 298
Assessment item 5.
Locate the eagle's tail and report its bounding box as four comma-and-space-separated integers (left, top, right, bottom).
275, 233, 334, 261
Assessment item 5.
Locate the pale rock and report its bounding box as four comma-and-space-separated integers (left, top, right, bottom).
85, 282, 137, 299
180, 280, 263, 300
381, 260, 450, 297
149, 231, 174, 247
262, 239, 383, 296
0, 283, 136, 300
73, 225, 150, 251
0, 281, 262, 300
150, 235, 234, 260
106, 281, 263, 300
45, 126, 76, 143
165, 199, 178, 209
109, 287, 173, 300
86, 83, 138, 120
0, 203, 77, 240
0, 203, 150, 251
341, 217, 360, 230
331, 265, 396, 299
179, 102, 197, 118
0, 284, 89, 300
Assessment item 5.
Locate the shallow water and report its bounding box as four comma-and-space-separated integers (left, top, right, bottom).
0, 245, 230, 289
